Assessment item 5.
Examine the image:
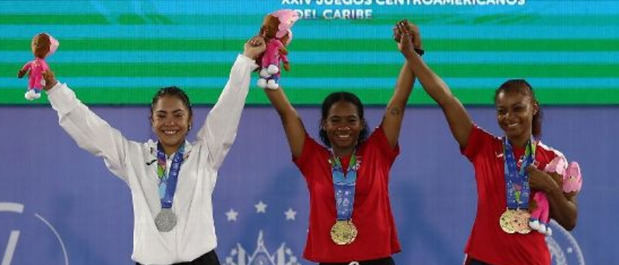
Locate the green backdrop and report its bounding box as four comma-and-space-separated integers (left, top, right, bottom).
2, 0, 618, 105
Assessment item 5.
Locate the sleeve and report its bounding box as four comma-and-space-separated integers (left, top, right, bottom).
20, 61, 32, 72
372, 126, 400, 164
292, 132, 316, 169
292, 132, 319, 173
196, 54, 258, 170
47, 82, 130, 181
460, 125, 491, 162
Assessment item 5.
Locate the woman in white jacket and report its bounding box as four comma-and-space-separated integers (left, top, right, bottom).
40, 36, 265, 265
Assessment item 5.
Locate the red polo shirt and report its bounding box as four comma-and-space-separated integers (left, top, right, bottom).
462, 125, 564, 265
294, 127, 401, 263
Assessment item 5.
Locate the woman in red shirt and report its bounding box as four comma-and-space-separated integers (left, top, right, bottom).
395, 21, 580, 265
261, 22, 423, 265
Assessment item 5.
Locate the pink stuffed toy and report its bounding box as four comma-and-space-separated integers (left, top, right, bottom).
257, 9, 299, 90
563, 161, 583, 194
18, 33, 59, 100
529, 156, 582, 236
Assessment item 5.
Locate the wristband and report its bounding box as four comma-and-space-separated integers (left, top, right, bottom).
414, 48, 424, 56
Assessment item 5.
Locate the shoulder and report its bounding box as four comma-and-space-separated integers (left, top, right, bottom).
474, 125, 500, 142
465, 125, 502, 148
358, 126, 399, 160
536, 140, 566, 162
295, 133, 329, 164
461, 125, 501, 159
360, 126, 387, 149
304, 134, 328, 156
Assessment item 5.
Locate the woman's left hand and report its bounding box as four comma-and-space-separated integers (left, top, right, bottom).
527, 165, 561, 192
528, 165, 578, 230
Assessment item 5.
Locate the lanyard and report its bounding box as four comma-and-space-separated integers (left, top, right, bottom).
157, 143, 185, 209
502, 137, 536, 210
331, 153, 360, 221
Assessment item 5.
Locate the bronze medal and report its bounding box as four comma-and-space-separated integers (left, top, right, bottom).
513, 209, 532, 234
330, 220, 358, 245
499, 209, 516, 234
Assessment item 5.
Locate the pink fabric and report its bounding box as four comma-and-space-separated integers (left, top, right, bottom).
271, 9, 299, 40
48, 34, 59, 55
528, 155, 569, 225
21, 58, 49, 90
563, 162, 582, 193
530, 192, 550, 224
260, 39, 288, 79
530, 157, 582, 227
261, 39, 285, 67
544, 155, 567, 176
257, 10, 298, 86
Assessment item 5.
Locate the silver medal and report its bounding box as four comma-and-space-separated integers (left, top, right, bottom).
155, 208, 177, 232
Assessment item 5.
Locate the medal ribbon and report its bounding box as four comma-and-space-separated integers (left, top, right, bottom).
502, 137, 536, 210
331, 153, 360, 221
157, 143, 185, 209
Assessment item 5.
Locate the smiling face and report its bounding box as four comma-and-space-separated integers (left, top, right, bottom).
495, 90, 538, 146
151, 95, 192, 155
322, 100, 364, 156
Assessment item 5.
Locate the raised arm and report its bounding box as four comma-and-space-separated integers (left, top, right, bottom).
42, 70, 130, 180
381, 22, 418, 148
197, 36, 265, 170
263, 87, 306, 159
397, 21, 473, 148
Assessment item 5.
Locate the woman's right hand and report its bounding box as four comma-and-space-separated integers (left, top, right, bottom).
42, 70, 58, 91
243, 36, 266, 60
394, 20, 422, 58
395, 19, 473, 148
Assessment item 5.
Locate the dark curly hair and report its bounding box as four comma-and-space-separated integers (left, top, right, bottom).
319, 92, 369, 148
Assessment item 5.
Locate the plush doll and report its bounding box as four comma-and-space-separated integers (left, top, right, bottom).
562, 161, 583, 195
257, 9, 299, 90
18, 33, 59, 100
529, 156, 582, 236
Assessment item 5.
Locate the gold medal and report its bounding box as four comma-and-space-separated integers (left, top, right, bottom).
513, 209, 532, 234
500, 209, 532, 234
499, 209, 516, 234
330, 220, 358, 245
